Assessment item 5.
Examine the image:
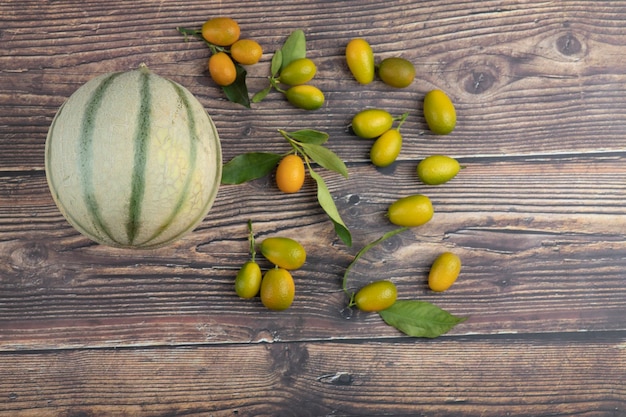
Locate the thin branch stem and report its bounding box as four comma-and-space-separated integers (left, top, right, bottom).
342, 226, 408, 306
395, 112, 409, 131
247, 220, 256, 262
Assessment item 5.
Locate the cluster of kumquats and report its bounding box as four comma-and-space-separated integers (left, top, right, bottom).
177, 19, 324, 110
179, 19, 467, 336
234, 222, 306, 311
251, 28, 325, 111
200, 17, 263, 86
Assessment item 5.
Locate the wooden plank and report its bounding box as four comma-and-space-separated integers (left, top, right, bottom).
2, 1, 626, 170
0, 336, 624, 416
2, 155, 626, 349
1, 0, 626, 414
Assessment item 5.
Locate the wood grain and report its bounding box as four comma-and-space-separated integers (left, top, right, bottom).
3, 1, 626, 169
1, 156, 626, 350
1, 0, 625, 415
1, 336, 624, 416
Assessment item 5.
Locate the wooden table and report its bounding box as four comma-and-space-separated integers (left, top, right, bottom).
2, 1, 625, 415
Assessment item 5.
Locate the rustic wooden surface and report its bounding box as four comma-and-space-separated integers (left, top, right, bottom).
1, 0, 625, 416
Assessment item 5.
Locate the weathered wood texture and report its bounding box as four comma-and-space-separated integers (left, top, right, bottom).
1, 336, 624, 416
1, 0, 625, 415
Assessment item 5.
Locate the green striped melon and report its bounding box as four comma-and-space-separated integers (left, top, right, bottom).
45, 65, 222, 249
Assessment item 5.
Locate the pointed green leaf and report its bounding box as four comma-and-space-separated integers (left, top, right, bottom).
271, 50, 283, 77
221, 152, 282, 184
333, 222, 353, 248
379, 300, 468, 338
289, 129, 329, 145
252, 85, 272, 103
300, 143, 348, 178
308, 168, 352, 246
221, 64, 250, 108
280, 29, 306, 71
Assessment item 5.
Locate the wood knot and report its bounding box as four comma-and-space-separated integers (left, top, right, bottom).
449, 55, 510, 97
380, 233, 402, 253
464, 69, 496, 95
269, 344, 310, 384
556, 33, 582, 56
347, 194, 360, 205
534, 30, 587, 62
241, 124, 253, 136
10, 241, 49, 269
317, 372, 354, 385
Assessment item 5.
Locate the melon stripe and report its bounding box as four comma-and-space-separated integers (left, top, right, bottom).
78, 72, 124, 245
138, 80, 198, 246
126, 70, 151, 245
177, 90, 223, 239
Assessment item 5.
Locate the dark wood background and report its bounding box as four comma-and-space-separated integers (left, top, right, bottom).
1, 1, 625, 416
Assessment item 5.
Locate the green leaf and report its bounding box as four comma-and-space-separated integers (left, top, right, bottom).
252, 85, 272, 103
221, 64, 250, 108
176, 26, 203, 41
280, 29, 306, 71
333, 222, 353, 248
271, 49, 283, 77
288, 129, 329, 145
221, 152, 282, 184
308, 168, 352, 246
300, 143, 348, 178
379, 300, 468, 338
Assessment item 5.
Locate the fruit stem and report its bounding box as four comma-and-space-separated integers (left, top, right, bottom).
302, 153, 312, 171
176, 26, 202, 39
175, 26, 227, 54
395, 112, 409, 131
271, 77, 287, 93
342, 226, 408, 304
247, 220, 256, 262
278, 129, 304, 155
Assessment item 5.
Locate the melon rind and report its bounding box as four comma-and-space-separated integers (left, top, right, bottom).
45, 66, 222, 248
